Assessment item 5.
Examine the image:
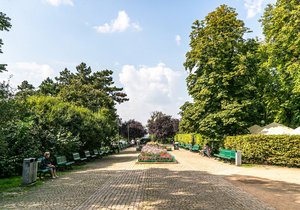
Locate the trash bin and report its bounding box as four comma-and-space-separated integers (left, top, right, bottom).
22, 158, 38, 185
174, 142, 179, 150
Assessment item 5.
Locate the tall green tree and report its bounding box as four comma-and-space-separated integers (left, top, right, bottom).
15, 80, 36, 99
183, 5, 264, 140
38, 77, 59, 96
0, 12, 11, 72
261, 0, 300, 127
56, 62, 128, 111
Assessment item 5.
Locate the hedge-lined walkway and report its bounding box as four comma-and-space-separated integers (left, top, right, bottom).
2, 147, 298, 209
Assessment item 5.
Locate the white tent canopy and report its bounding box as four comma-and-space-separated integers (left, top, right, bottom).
259, 122, 294, 135
291, 127, 300, 135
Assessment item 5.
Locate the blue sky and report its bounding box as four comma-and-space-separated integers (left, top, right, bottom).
0, 0, 275, 124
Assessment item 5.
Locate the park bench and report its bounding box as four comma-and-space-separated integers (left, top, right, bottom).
93, 149, 102, 158
84, 150, 96, 160
214, 149, 236, 160
185, 144, 192, 150
191, 144, 201, 152
72, 152, 87, 163
37, 158, 52, 179
56, 155, 74, 169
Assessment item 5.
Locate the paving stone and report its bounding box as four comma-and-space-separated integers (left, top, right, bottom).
0, 148, 275, 210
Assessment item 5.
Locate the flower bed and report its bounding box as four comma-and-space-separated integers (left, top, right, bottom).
137, 142, 176, 163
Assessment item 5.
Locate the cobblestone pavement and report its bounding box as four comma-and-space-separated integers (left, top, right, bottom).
0, 148, 275, 210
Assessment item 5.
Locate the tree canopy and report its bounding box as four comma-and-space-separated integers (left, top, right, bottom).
0, 12, 11, 72
147, 111, 179, 142
261, 0, 300, 127
119, 119, 147, 140
181, 5, 265, 141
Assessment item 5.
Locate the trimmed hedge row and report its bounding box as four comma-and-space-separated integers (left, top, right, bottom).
174, 134, 204, 145
224, 135, 300, 167
175, 134, 193, 144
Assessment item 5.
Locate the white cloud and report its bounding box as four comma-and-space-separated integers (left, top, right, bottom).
0, 62, 55, 89
243, 0, 263, 18
175, 35, 181, 46
46, 0, 74, 7
94, 11, 142, 33
117, 63, 190, 124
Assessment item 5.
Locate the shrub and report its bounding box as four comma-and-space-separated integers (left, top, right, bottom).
224, 135, 300, 167
175, 133, 205, 146
175, 134, 193, 145
0, 121, 42, 177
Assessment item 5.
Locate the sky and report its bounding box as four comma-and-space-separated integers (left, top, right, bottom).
0, 0, 275, 125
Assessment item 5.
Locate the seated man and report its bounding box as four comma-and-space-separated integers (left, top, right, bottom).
200, 144, 212, 157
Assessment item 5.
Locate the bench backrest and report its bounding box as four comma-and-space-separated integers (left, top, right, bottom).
220, 149, 236, 158
93, 149, 99, 155
84, 150, 91, 158
56, 156, 67, 164
73, 152, 80, 161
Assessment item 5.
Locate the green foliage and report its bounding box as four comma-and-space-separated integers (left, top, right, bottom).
175, 133, 205, 146
260, 0, 300, 127
0, 176, 22, 192
147, 111, 179, 142
181, 5, 268, 141
224, 135, 300, 167
55, 62, 128, 111
194, 134, 203, 145
0, 121, 42, 177
175, 134, 193, 144
27, 95, 108, 150
15, 80, 36, 99
120, 119, 146, 140
0, 12, 12, 72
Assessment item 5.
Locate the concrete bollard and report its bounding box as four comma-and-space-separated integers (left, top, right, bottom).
235, 150, 242, 166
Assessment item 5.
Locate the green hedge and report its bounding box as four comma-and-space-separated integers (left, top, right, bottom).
224, 135, 300, 167
175, 134, 193, 144
175, 133, 204, 145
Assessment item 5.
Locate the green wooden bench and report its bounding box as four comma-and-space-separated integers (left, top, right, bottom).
56, 155, 74, 169
93, 149, 102, 158
37, 158, 52, 179
214, 149, 236, 160
185, 144, 192, 150
84, 150, 96, 159
72, 152, 87, 163
191, 144, 201, 152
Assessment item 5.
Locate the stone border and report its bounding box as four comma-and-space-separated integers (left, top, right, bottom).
135, 160, 178, 164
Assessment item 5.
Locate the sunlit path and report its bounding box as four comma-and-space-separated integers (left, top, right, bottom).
0, 147, 281, 210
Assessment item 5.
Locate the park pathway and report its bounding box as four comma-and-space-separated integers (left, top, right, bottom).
0, 147, 277, 210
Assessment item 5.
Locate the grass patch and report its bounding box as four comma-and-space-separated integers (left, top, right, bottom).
0, 176, 22, 192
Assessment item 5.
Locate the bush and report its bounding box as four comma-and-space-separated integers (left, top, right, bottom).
0, 121, 42, 177
27, 96, 109, 150
224, 135, 300, 167
175, 133, 205, 145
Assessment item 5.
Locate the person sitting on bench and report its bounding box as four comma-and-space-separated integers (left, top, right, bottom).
200, 144, 211, 157
41, 152, 59, 178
